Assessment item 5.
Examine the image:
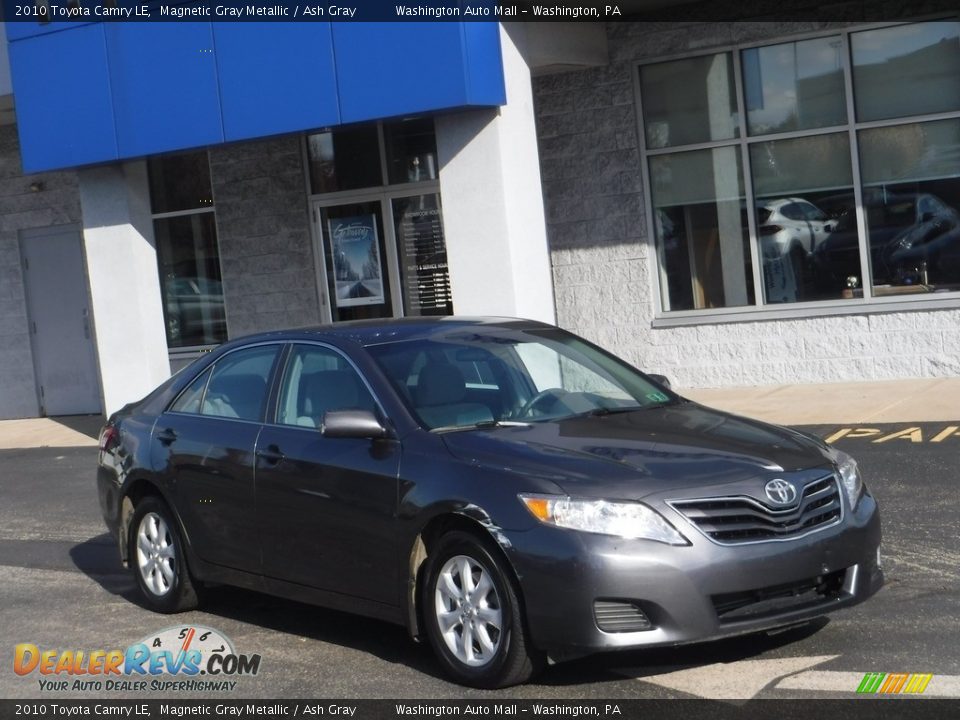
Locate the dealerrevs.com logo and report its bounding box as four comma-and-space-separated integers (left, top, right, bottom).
14, 626, 261, 693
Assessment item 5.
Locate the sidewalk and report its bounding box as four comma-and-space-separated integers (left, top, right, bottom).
0, 415, 101, 450
681, 376, 960, 425
0, 377, 958, 449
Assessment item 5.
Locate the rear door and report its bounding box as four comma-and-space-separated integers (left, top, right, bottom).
153, 343, 282, 573
255, 343, 401, 603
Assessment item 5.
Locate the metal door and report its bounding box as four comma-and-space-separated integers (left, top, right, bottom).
19, 225, 102, 416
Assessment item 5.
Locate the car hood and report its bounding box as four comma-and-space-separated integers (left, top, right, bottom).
440, 401, 834, 499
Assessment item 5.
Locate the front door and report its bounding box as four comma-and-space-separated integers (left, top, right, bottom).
19, 225, 102, 416
256, 343, 401, 603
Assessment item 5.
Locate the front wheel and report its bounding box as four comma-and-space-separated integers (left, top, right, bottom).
129, 496, 201, 613
423, 531, 543, 688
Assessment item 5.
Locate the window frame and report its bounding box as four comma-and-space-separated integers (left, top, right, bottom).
301, 119, 448, 324
267, 341, 390, 430
149, 150, 227, 351
164, 341, 285, 424
635, 16, 960, 326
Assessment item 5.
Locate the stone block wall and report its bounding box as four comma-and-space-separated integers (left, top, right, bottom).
209, 135, 321, 339
0, 125, 82, 419
534, 15, 960, 388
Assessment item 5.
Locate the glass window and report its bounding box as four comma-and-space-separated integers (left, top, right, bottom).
384, 118, 438, 184
858, 118, 960, 294
276, 345, 376, 428
749, 133, 859, 303
203, 346, 279, 421
148, 152, 214, 214
851, 22, 960, 122
639, 21, 960, 315
307, 125, 382, 194
649, 147, 753, 310
154, 212, 227, 348
148, 150, 225, 349
307, 120, 447, 325
320, 201, 394, 322
640, 53, 740, 149
742, 37, 847, 135
170, 368, 211, 414
367, 328, 675, 430
392, 194, 453, 316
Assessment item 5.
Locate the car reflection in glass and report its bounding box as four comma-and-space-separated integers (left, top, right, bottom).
163, 276, 227, 346
97, 318, 883, 688
813, 191, 960, 292
757, 197, 836, 302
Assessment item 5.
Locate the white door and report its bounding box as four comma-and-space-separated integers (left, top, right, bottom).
19, 225, 102, 416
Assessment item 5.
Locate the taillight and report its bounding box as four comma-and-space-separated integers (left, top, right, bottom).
99, 425, 119, 452
760, 224, 784, 236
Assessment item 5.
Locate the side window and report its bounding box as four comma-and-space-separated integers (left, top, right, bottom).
203, 345, 280, 421
276, 345, 376, 428
780, 202, 806, 221
801, 202, 826, 222
170, 368, 211, 414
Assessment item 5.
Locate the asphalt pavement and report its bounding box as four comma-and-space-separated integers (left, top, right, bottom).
1, 411, 958, 701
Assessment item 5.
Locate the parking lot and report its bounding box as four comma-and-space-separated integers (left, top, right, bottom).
1, 419, 958, 701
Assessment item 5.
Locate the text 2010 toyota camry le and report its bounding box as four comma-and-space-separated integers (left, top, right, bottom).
97, 317, 882, 688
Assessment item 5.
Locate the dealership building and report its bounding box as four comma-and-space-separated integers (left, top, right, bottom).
1, 4, 959, 419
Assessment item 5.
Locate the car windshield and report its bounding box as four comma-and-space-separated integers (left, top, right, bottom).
366, 327, 676, 430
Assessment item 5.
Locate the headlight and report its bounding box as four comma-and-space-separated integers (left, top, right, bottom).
836, 451, 864, 510
519, 494, 688, 545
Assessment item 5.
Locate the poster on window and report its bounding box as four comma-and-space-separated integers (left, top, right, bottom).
329, 215, 385, 308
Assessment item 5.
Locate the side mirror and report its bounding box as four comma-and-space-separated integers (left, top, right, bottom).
648, 374, 672, 390
321, 410, 388, 439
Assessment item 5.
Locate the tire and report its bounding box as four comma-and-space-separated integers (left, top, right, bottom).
422, 531, 544, 688
128, 495, 201, 613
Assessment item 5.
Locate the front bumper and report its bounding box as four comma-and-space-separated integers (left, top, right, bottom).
506, 493, 883, 658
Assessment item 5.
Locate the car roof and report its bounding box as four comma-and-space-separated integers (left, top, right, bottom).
758, 197, 811, 210
220, 316, 555, 350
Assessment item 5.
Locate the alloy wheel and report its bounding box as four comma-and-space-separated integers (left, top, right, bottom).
433, 554, 503, 667
136, 511, 177, 597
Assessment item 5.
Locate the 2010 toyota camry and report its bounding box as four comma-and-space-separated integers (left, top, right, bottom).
97, 317, 882, 688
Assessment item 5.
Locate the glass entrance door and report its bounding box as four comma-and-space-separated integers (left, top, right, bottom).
316, 200, 397, 322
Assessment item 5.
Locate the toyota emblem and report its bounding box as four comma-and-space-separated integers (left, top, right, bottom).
764, 478, 797, 505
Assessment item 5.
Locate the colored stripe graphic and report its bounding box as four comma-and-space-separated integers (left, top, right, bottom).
857, 672, 885, 693
857, 672, 933, 694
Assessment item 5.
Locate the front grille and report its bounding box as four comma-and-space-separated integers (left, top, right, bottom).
594, 600, 653, 632
711, 569, 848, 623
669, 474, 842, 545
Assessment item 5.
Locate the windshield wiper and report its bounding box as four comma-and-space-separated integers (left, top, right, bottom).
573, 403, 672, 419
431, 420, 532, 434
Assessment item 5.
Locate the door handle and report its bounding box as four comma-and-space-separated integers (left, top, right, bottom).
156, 428, 177, 445
256, 444, 285, 464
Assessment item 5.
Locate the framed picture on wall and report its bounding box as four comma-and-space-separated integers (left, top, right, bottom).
329, 214, 386, 308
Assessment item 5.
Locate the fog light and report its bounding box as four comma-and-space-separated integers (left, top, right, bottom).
594, 600, 653, 632
877, 547, 882, 569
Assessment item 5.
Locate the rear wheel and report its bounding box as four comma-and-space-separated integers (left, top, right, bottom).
422, 531, 543, 688
129, 496, 200, 613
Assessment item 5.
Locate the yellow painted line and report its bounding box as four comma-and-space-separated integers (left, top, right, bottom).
932, 426, 960, 443
874, 428, 923, 444
823, 425, 960, 444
